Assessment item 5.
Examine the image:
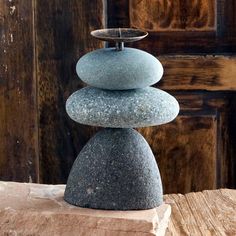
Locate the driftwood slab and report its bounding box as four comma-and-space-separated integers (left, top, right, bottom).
165, 189, 236, 235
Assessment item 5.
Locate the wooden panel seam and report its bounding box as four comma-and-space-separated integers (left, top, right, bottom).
32, 0, 40, 183
158, 55, 236, 91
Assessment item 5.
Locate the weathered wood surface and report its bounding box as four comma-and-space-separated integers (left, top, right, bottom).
35, 0, 104, 183
158, 56, 236, 91
0, 182, 235, 236
139, 116, 217, 194
165, 189, 236, 235
138, 92, 236, 193
130, 0, 216, 31
0, 0, 236, 195
108, 0, 236, 54
0, 0, 39, 182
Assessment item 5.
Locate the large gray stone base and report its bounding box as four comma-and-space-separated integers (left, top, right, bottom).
64, 128, 163, 210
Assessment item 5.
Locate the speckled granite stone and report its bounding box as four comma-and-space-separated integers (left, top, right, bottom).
64, 128, 163, 210
66, 86, 179, 128
76, 47, 163, 90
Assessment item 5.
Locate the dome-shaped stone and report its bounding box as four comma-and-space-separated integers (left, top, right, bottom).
66, 86, 179, 128
64, 128, 163, 210
76, 48, 163, 90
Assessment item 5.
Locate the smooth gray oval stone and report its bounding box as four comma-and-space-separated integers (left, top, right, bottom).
76, 47, 163, 90
66, 86, 179, 128
64, 128, 163, 210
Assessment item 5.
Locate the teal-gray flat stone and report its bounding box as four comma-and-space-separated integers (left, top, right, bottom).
66, 86, 179, 128
76, 48, 163, 90
64, 128, 163, 210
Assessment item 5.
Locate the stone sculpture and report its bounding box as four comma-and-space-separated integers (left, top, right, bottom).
64, 28, 179, 210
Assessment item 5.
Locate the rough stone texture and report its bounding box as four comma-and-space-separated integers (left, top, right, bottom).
76, 47, 163, 90
65, 128, 163, 210
0, 181, 171, 236
66, 87, 179, 128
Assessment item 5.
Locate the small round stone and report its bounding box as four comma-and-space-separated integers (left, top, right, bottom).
76, 47, 163, 90
66, 86, 179, 128
64, 128, 163, 210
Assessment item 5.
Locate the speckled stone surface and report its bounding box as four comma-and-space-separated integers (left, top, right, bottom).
64, 128, 163, 210
76, 47, 163, 90
66, 86, 179, 128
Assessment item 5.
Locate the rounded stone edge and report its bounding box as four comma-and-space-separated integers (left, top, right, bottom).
64, 128, 163, 210
65, 87, 180, 128
76, 47, 164, 90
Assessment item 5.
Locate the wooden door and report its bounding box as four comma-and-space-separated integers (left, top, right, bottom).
0, 0, 235, 194
107, 0, 236, 193
0, 0, 104, 183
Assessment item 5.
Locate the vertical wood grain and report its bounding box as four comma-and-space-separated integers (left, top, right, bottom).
108, 0, 236, 54
228, 96, 236, 188
130, 0, 216, 31
0, 0, 39, 182
35, 0, 105, 183
106, 0, 236, 191
0, 0, 235, 194
138, 116, 217, 194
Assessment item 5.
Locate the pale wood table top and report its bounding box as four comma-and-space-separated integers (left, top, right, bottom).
164, 189, 236, 236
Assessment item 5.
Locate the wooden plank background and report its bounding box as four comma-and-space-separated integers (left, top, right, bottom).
0, 0, 39, 182
35, 0, 105, 183
0, 0, 235, 194
0, 0, 105, 183
159, 56, 236, 91
130, 0, 216, 31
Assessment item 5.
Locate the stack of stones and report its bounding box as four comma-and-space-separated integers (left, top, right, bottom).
64, 28, 179, 210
